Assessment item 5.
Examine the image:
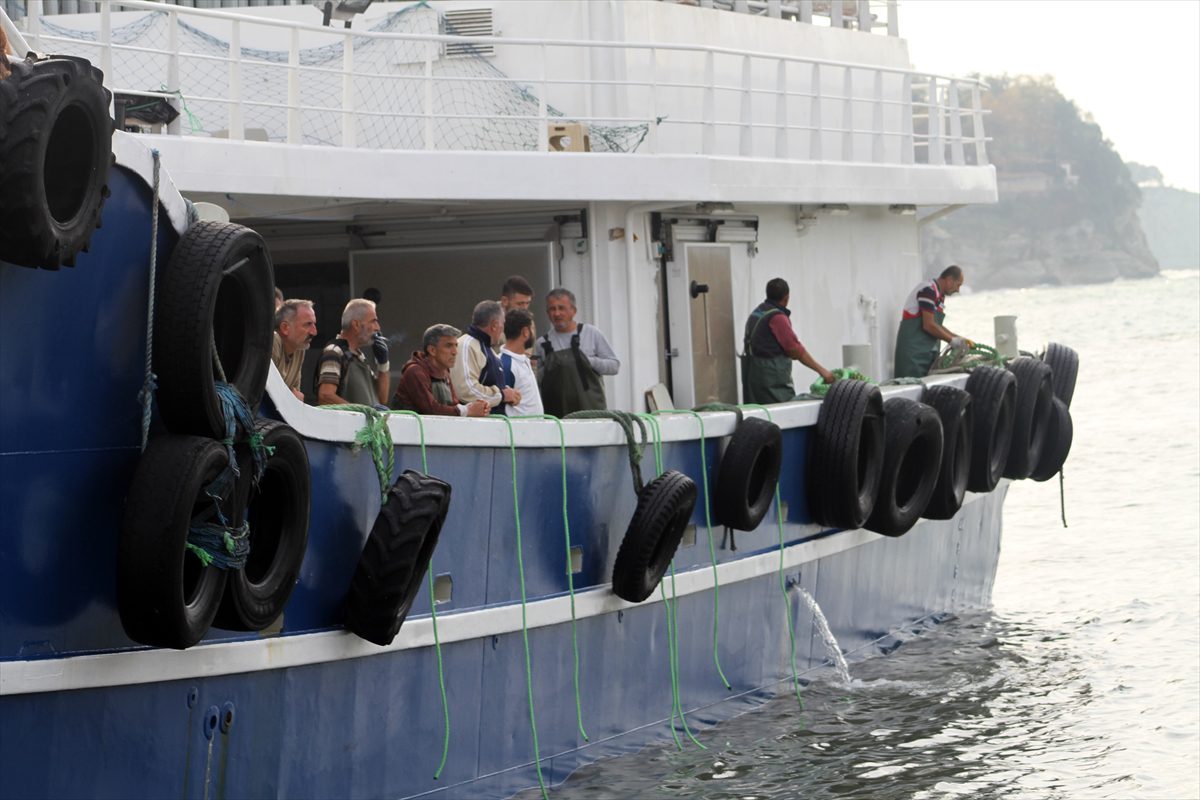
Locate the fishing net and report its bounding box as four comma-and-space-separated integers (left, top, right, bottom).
37, 2, 649, 152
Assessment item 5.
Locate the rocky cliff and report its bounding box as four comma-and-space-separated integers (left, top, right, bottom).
921, 75, 1160, 289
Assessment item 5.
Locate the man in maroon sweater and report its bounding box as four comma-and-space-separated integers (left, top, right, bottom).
392, 324, 489, 417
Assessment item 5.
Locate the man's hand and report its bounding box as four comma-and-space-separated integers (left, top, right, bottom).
371, 332, 390, 369
502, 387, 521, 405
950, 336, 967, 350
818, 367, 836, 385
466, 399, 489, 417
291, 388, 305, 402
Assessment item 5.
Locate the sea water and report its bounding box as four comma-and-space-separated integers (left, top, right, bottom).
532, 271, 1200, 799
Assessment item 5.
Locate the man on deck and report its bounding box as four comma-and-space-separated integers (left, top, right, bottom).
538, 288, 619, 417
893, 265, 973, 379
741, 278, 834, 404
272, 298, 317, 401
316, 298, 388, 408
392, 324, 489, 417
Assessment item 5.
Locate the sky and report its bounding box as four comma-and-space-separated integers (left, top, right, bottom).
900, 0, 1200, 193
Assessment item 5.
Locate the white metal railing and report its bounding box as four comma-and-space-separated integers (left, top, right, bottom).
19, 0, 988, 166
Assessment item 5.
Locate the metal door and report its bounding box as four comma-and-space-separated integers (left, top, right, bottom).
686, 245, 738, 405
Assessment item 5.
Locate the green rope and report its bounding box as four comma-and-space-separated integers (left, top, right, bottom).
740, 403, 804, 708
509, 414, 590, 742
693, 402, 743, 425
638, 413, 704, 750
652, 409, 730, 690
490, 415, 548, 800
1059, 468, 1068, 528
564, 410, 648, 495
384, 410, 451, 780
324, 404, 394, 504
137, 149, 161, 452
808, 368, 869, 397
930, 342, 1006, 373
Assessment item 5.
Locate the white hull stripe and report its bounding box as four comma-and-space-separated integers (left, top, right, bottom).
1, 527, 884, 695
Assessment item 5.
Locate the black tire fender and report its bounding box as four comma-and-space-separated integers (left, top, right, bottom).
865, 398, 944, 537
1030, 397, 1073, 482
117, 435, 236, 649
1004, 357, 1055, 479
153, 220, 275, 439
965, 366, 1017, 493
612, 470, 698, 603
807, 379, 885, 529
1042, 342, 1079, 408
0, 56, 113, 269
213, 421, 311, 632
345, 470, 452, 646
712, 416, 782, 531
922, 385, 973, 520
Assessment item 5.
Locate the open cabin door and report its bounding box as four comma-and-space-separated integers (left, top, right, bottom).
665, 243, 738, 408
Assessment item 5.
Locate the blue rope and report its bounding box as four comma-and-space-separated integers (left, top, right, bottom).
137, 149, 161, 451
186, 521, 250, 569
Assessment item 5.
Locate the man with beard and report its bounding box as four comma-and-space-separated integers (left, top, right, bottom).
272, 299, 317, 401
316, 298, 388, 408
499, 308, 543, 416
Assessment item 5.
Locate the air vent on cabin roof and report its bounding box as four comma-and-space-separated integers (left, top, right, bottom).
443, 8, 495, 58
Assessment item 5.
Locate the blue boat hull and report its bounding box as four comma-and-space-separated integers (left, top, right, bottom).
0, 150, 1006, 799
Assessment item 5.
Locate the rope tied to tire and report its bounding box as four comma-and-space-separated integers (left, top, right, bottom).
385, 410, 453, 781
185, 520, 250, 569
137, 149, 162, 451
487, 415, 548, 800
563, 409, 648, 494
636, 413, 705, 752
652, 408, 731, 690
740, 403, 804, 707
180, 382, 269, 570
323, 403, 395, 504
507, 413, 592, 743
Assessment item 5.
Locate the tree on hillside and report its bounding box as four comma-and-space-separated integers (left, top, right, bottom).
981, 75, 1139, 227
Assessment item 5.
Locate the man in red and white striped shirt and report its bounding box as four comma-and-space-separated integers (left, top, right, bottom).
893, 265, 973, 378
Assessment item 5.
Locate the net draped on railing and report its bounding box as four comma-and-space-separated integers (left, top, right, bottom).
37, 4, 650, 152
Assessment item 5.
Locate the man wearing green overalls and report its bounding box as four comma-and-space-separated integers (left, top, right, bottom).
741, 278, 834, 404
893, 265, 973, 379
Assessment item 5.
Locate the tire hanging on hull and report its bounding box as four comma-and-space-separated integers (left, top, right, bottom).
118, 435, 239, 649
922, 385, 973, 520
1003, 357, 1055, 480
1042, 342, 1079, 408
345, 470, 452, 647
713, 416, 783, 532
1030, 397, 1073, 481
807, 379, 885, 530
612, 470, 698, 603
152, 220, 274, 440
865, 397, 944, 537
0, 56, 113, 269
213, 421, 311, 632
965, 366, 1016, 493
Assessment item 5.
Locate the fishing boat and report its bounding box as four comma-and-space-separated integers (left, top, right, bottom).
0, 2, 1077, 797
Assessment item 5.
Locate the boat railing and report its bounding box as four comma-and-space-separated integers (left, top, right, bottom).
17, 0, 988, 167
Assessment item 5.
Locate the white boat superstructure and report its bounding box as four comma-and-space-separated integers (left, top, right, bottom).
12, 0, 996, 411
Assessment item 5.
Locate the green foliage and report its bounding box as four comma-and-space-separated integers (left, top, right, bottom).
979, 75, 1140, 231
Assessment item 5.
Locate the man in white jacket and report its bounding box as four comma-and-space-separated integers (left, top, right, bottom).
499, 308, 544, 417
